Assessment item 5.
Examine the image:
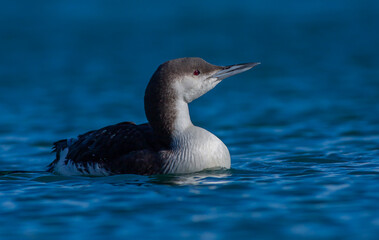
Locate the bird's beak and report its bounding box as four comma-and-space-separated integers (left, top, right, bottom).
211, 62, 260, 81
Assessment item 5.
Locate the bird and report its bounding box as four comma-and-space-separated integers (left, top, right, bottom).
48, 57, 259, 176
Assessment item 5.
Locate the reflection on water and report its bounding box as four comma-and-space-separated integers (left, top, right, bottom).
149, 170, 233, 186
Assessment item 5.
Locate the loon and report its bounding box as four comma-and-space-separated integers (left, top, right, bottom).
48, 57, 259, 176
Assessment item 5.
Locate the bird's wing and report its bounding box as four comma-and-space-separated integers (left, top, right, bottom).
48, 122, 165, 175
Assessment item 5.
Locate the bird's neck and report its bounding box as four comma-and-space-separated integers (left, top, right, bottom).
144, 78, 193, 147
171, 99, 194, 134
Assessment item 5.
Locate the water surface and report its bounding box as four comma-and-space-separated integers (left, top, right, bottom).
1, 1, 378, 239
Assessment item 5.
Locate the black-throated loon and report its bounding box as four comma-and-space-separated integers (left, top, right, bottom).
48, 57, 259, 176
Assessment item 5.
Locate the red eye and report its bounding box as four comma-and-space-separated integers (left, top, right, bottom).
193, 70, 200, 76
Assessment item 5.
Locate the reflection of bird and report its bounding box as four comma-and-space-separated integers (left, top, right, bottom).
48, 58, 259, 176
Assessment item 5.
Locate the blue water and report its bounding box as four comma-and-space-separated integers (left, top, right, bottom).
1, 0, 379, 239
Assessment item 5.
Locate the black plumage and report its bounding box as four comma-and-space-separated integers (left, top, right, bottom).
48, 122, 165, 175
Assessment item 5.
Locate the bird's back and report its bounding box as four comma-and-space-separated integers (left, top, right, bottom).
48, 122, 165, 175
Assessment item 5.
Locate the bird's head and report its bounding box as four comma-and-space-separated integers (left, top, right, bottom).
152, 57, 260, 103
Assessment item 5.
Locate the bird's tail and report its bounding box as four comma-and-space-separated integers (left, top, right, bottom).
47, 139, 69, 172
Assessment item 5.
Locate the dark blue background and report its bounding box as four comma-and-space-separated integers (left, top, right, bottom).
0, 1, 378, 239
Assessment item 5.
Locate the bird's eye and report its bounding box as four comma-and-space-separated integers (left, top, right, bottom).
193, 70, 200, 76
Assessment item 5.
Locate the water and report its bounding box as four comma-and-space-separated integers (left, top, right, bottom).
1, 1, 379, 239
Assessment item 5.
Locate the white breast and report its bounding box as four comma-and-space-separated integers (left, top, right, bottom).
162, 126, 231, 174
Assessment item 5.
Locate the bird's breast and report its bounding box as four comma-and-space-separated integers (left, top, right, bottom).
162, 126, 231, 174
